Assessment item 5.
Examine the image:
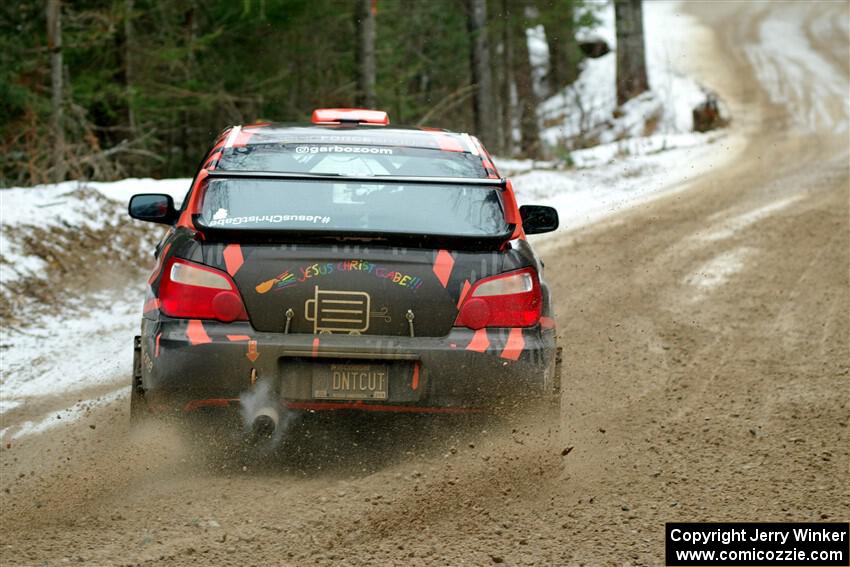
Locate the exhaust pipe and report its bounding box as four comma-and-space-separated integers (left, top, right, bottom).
250, 406, 279, 441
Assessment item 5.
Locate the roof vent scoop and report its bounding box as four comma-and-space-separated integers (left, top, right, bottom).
311, 108, 390, 126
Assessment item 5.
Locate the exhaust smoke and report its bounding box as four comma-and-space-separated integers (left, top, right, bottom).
240, 379, 292, 448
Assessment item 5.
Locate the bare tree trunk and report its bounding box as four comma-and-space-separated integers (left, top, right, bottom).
47, 0, 66, 182
544, 24, 561, 97
466, 0, 496, 148
513, 4, 542, 159
488, 7, 503, 153
490, 36, 503, 153
355, 0, 377, 108
541, 1, 577, 95
124, 0, 136, 137
500, 0, 514, 155
615, 0, 649, 105
181, 2, 198, 169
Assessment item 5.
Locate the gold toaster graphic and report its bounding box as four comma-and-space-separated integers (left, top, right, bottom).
304, 286, 371, 335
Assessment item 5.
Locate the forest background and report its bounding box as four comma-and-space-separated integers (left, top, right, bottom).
0, 0, 657, 185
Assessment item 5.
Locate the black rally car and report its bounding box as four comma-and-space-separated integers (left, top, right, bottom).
129, 108, 560, 425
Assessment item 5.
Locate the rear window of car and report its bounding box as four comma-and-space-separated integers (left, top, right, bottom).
196, 179, 508, 237
216, 144, 488, 178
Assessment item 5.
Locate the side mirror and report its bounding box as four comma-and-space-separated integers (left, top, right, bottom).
129, 194, 178, 225
519, 205, 559, 235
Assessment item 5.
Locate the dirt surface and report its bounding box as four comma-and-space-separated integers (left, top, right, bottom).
2, 2, 848, 565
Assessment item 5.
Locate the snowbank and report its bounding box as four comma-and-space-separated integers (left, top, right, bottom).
539, 0, 719, 148
0, 178, 189, 229
1, 296, 142, 402
501, 0, 740, 239
0, 178, 190, 288
1, 179, 190, 439
497, 129, 736, 236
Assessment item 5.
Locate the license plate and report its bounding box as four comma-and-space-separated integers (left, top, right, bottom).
313, 363, 389, 400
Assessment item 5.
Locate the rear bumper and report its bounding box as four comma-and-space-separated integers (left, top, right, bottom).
139, 318, 556, 413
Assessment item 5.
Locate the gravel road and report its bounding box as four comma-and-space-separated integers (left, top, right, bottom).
1, 1, 847, 565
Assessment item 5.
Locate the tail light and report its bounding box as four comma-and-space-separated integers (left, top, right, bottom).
158, 257, 248, 322
455, 268, 542, 329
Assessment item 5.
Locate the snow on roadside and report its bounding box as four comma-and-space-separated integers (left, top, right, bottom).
0, 179, 188, 439
5, 388, 126, 441
540, 0, 720, 149
503, 0, 741, 238
0, 290, 141, 440
0, 178, 189, 287
499, 129, 738, 237
1, 290, 142, 402
0, 178, 189, 230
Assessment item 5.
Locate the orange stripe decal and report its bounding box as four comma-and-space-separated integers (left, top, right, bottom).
411, 362, 420, 390
472, 137, 501, 179
502, 179, 520, 225
222, 244, 244, 276
312, 337, 320, 358
457, 279, 471, 308
466, 329, 490, 353
500, 328, 525, 361
432, 132, 465, 152
155, 332, 161, 357
204, 149, 224, 171
432, 249, 454, 288
226, 334, 251, 342
539, 316, 556, 329
176, 169, 209, 229
187, 319, 212, 346
232, 129, 254, 147
246, 340, 259, 362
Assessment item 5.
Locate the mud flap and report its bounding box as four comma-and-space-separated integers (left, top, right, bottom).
131, 335, 146, 421
132, 335, 142, 382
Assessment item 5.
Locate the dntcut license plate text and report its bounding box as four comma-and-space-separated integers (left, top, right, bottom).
313, 363, 389, 400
